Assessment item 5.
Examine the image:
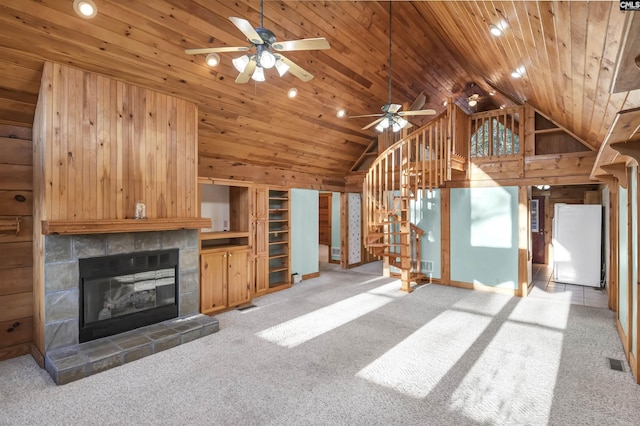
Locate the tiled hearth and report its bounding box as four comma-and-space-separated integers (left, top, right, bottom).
42, 229, 219, 384
45, 314, 218, 385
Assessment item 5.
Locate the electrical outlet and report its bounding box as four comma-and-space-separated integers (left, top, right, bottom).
223, 220, 228, 229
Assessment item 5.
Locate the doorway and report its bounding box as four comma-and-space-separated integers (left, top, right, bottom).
532, 195, 546, 264
319, 193, 331, 264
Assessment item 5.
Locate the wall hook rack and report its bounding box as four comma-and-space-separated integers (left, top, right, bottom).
0, 217, 21, 235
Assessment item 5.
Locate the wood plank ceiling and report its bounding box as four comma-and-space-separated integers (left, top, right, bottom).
0, 1, 638, 185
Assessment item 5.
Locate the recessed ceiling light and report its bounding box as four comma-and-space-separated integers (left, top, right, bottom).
287, 88, 298, 98
205, 53, 220, 67
73, 0, 97, 19
500, 105, 506, 109
442, 100, 448, 107
336, 108, 346, 118
489, 24, 503, 37
511, 66, 525, 78
489, 90, 496, 96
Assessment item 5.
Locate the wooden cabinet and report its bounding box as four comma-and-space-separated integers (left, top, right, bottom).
268, 189, 291, 290
199, 180, 252, 314
200, 247, 250, 314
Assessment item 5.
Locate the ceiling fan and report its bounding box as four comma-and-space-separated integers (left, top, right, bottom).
185, 0, 330, 83
351, 3, 436, 132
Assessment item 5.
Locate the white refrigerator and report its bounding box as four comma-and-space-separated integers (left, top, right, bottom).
552, 204, 602, 287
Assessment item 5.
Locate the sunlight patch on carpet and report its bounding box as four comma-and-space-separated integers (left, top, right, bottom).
448, 301, 569, 424
356, 310, 494, 398
256, 280, 405, 348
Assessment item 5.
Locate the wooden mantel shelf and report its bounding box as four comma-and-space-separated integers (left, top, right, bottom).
41, 218, 212, 235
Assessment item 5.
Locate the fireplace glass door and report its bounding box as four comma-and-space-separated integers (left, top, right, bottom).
79, 249, 179, 342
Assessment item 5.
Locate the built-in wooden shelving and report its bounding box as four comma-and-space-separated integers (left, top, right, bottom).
268, 189, 291, 290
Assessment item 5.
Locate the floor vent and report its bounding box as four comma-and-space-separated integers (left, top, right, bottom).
237, 304, 257, 312
607, 357, 625, 372
331, 247, 340, 257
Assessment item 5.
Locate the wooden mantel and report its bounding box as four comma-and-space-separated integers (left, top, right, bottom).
41, 218, 211, 236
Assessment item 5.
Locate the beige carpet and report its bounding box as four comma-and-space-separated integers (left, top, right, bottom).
1, 265, 639, 425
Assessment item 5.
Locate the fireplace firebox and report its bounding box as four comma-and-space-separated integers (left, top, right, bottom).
79, 249, 179, 343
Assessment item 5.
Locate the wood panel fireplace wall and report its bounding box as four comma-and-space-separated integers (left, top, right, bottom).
31, 62, 207, 365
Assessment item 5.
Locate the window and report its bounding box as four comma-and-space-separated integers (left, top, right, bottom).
470, 116, 520, 158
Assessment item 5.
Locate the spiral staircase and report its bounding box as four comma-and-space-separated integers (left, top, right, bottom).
363, 104, 467, 292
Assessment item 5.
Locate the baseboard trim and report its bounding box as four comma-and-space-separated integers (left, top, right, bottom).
449, 280, 518, 296
302, 272, 320, 280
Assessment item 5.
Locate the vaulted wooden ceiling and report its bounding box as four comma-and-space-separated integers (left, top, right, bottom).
0, 1, 638, 184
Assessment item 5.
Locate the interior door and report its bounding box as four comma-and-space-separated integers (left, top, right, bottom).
318, 193, 331, 246
532, 195, 546, 264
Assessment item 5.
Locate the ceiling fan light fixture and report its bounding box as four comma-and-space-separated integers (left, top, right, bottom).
259, 49, 276, 69
468, 99, 478, 107
251, 66, 265, 82
205, 53, 220, 67
396, 116, 408, 128
275, 59, 290, 77
287, 87, 298, 98
375, 122, 386, 132
232, 55, 250, 73
73, 0, 97, 19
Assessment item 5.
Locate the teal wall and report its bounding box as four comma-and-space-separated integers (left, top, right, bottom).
619, 185, 629, 336
331, 192, 341, 261
410, 190, 441, 279
291, 188, 319, 276
450, 186, 519, 289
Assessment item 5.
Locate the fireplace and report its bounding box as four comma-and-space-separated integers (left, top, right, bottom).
79, 249, 179, 343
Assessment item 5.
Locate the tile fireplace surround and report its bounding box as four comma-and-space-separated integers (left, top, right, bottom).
42, 229, 219, 384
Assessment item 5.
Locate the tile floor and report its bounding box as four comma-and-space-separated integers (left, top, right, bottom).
529, 263, 609, 308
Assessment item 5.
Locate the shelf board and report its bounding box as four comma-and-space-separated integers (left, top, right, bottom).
269, 267, 289, 273
268, 219, 288, 223
42, 217, 211, 235
268, 229, 289, 234
269, 254, 288, 259
269, 197, 289, 201
200, 231, 249, 240
268, 241, 288, 245
268, 209, 288, 213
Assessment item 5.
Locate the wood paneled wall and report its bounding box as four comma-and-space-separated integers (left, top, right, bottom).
31, 62, 198, 360
0, 126, 33, 361
39, 62, 198, 221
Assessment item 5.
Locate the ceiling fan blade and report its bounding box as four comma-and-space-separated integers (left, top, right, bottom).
398, 109, 437, 116
350, 114, 384, 118
235, 59, 257, 84
362, 118, 384, 130
276, 55, 313, 82
272, 38, 331, 51
185, 46, 250, 55
409, 91, 427, 111
229, 17, 263, 45
384, 104, 402, 114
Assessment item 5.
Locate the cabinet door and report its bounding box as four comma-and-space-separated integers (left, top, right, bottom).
255, 256, 269, 294
227, 249, 250, 307
200, 252, 228, 314
255, 187, 269, 220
